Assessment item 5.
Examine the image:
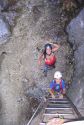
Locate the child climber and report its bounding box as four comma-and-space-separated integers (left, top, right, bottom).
49, 71, 66, 99
38, 43, 60, 76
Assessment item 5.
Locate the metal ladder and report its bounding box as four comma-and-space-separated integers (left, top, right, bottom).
39, 96, 82, 125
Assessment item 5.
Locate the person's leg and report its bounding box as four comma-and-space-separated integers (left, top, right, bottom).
43, 64, 55, 76
43, 64, 48, 76
49, 89, 55, 98
52, 64, 55, 68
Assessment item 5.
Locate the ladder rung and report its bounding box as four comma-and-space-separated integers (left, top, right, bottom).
47, 104, 71, 108
45, 107, 72, 110
44, 113, 73, 116
48, 103, 71, 106
48, 100, 69, 103
46, 108, 73, 114
40, 123, 46, 125
48, 98, 67, 100
47, 105, 71, 108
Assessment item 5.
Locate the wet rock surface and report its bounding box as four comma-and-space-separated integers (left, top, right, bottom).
0, 15, 11, 43
0, 0, 24, 41
67, 8, 84, 109
0, 4, 15, 41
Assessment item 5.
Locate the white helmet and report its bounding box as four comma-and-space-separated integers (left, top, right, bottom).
54, 71, 62, 79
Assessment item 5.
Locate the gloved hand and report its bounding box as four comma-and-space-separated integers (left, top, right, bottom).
59, 94, 63, 99
52, 94, 55, 99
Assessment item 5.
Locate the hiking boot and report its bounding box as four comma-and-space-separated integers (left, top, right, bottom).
43, 71, 47, 77
53, 65, 55, 68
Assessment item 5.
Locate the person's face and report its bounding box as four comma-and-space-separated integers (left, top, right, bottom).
55, 79, 61, 83
46, 47, 52, 55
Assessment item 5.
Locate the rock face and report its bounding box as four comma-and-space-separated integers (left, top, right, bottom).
0, 0, 20, 42
0, 0, 73, 125
77, 0, 84, 4
0, 15, 11, 43
0, 0, 17, 10
67, 8, 84, 108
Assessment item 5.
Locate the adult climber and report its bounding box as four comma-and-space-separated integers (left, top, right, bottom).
49, 71, 66, 98
38, 43, 60, 76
